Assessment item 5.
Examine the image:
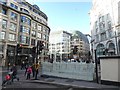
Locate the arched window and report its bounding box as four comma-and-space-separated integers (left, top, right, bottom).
96, 44, 105, 56
108, 43, 115, 55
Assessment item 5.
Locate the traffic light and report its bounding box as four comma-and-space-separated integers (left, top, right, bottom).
16, 44, 22, 54
39, 41, 44, 51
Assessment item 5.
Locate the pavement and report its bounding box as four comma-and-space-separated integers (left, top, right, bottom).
1, 66, 120, 90
29, 76, 119, 90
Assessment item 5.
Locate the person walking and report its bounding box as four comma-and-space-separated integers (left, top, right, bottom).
10, 64, 19, 82
2, 72, 11, 86
21, 61, 25, 70
34, 61, 40, 80
26, 66, 32, 80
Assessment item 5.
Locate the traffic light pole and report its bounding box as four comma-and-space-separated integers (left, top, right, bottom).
94, 49, 99, 83
15, 47, 18, 65
36, 47, 39, 63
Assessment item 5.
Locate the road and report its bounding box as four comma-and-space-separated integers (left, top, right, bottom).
0, 67, 119, 90
0, 67, 65, 89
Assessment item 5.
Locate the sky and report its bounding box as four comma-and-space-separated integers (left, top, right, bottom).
26, 0, 92, 35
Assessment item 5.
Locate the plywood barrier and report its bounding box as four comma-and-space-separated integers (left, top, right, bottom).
41, 62, 95, 81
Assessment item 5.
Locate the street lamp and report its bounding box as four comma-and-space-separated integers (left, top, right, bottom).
85, 34, 99, 83
94, 49, 99, 83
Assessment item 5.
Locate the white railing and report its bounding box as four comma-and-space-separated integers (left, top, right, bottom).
41, 62, 95, 81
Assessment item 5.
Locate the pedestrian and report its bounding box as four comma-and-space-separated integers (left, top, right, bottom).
2, 72, 12, 86
34, 61, 40, 80
10, 64, 19, 82
26, 66, 32, 80
21, 61, 24, 70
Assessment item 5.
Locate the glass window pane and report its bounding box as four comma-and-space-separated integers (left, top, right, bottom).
8, 33, 16, 41
11, 12, 17, 21
2, 8, 7, 15
31, 30, 36, 37
2, 20, 7, 29
20, 35, 29, 44
20, 26, 30, 35
10, 22, 17, 31
0, 32, 5, 39
21, 16, 31, 25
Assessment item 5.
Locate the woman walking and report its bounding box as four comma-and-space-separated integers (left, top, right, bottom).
26, 66, 32, 80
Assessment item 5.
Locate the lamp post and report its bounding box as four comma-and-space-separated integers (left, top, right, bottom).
94, 49, 99, 83
85, 34, 99, 83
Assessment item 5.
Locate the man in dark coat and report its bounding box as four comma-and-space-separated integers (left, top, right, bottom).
10, 64, 19, 82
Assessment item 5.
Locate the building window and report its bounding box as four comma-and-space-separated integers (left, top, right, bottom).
9, 22, 17, 31
37, 33, 41, 38
31, 30, 36, 37
33, 9, 38, 14
99, 22, 105, 31
95, 21, 98, 28
2, 8, 7, 15
32, 22, 37, 29
108, 30, 112, 38
46, 28, 49, 35
2, 19, 7, 29
0, 44, 4, 52
0, 31, 5, 39
43, 27, 46, 33
11, 12, 17, 21
95, 34, 99, 42
28, 6, 32, 10
10, 3, 18, 10
0, 0, 7, 5
21, 2, 27, 6
20, 26, 30, 35
96, 44, 105, 55
101, 32, 106, 41
31, 39, 35, 45
107, 21, 111, 29
102, 16, 104, 21
20, 35, 29, 44
99, 17, 102, 22
46, 36, 49, 41
38, 25, 42, 31
20, 8, 29, 14
96, 28, 98, 33
43, 34, 46, 40
21, 16, 31, 25
8, 33, 16, 41
23, 9, 29, 14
